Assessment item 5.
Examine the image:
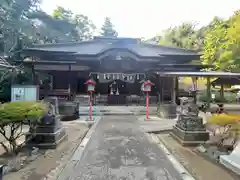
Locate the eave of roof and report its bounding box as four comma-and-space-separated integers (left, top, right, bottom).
211, 77, 240, 85
156, 71, 240, 77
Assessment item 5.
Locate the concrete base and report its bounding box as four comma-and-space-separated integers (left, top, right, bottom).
26, 127, 67, 149
25, 115, 67, 149
171, 125, 209, 146
85, 116, 101, 122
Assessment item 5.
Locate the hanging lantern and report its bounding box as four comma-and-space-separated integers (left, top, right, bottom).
116, 88, 119, 95
137, 74, 139, 80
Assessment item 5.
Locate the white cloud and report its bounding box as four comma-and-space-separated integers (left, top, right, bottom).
41, 0, 240, 38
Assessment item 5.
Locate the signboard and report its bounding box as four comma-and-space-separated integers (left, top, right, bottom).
143, 85, 151, 92
87, 85, 95, 92
11, 85, 39, 102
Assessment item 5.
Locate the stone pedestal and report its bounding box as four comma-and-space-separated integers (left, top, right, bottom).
220, 142, 240, 175
25, 97, 67, 149
157, 103, 177, 119
171, 97, 209, 146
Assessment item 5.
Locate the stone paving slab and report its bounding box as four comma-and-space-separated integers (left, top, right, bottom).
57, 116, 182, 180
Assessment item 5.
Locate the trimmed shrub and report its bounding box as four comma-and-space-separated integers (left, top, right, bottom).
207, 114, 240, 136
0, 101, 47, 154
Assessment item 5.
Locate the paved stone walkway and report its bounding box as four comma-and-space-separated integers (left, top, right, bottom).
57, 116, 182, 180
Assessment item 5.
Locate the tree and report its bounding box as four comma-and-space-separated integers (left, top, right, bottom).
158, 23, 203, 51
201, 13, 240, 71
0, 101, 47, 154
0, 0, 42, 54
0, 2, 97, 101
51, 6, 96, 41
100, 17, 118, 37
201, 18, 229, 70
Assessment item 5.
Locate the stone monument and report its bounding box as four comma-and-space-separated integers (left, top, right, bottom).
220, 141, 240, 175
26, 97, 67, 148
171, 97, 209, 146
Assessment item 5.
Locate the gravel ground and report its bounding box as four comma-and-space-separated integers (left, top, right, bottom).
3, 121, 89, 180
156, 133, 239, 180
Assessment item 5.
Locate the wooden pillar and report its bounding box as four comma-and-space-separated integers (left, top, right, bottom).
68, 65, 71, 100
175, 77, 179, 103
192, 77, 197, 104
31, 63, 36, 85
171, 77, 177, 104
206, 77, 211, 108
159, 76, 164, 104
220, 84, 224, 100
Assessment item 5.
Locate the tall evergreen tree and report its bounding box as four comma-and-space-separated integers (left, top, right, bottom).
100, 17, 118, 37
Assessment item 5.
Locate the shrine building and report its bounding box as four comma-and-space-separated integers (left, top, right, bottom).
20, 36, 208, 105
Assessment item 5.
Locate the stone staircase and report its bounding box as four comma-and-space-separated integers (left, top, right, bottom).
74, 94, 89, 106
78, 105, 158, 116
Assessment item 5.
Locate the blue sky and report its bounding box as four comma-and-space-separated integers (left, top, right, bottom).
40, 0, 240, 38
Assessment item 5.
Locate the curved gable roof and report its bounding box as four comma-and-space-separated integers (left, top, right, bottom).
23, 36, 200, 58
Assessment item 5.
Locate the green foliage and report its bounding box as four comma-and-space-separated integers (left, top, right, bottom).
148, 23, 204, 51
207, 114, 239, 126
0, 101, 47, 124
159, 23, 200, 50
0, 101, 47, 154
147, 11, 240, 72
207, 114, 240, 137
0, 1, 97, 55
100, 17, 118, 37
202, 12, 240, 71
51, 6, 96, 41
198, 90, 236, 103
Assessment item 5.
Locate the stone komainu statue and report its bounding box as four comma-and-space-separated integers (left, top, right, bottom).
176, 97, 204, 131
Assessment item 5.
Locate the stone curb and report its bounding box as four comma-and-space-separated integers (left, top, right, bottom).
44, 128, 89, 180
54, 116, 103, 180
71, 116, 102, 161
148, 134, 196, 180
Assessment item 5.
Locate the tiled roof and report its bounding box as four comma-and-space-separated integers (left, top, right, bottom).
24, 36, 200, 57
157, 71, 240, 77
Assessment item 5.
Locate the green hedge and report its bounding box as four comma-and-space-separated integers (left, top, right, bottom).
198, 91, 236, 103
0, 101, 47, 125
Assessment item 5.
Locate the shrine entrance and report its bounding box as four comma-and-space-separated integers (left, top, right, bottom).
21, 36, 204, 105
90, 72, 146, 105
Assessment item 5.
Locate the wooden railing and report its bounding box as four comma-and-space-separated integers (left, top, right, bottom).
40, 89, 75, 100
